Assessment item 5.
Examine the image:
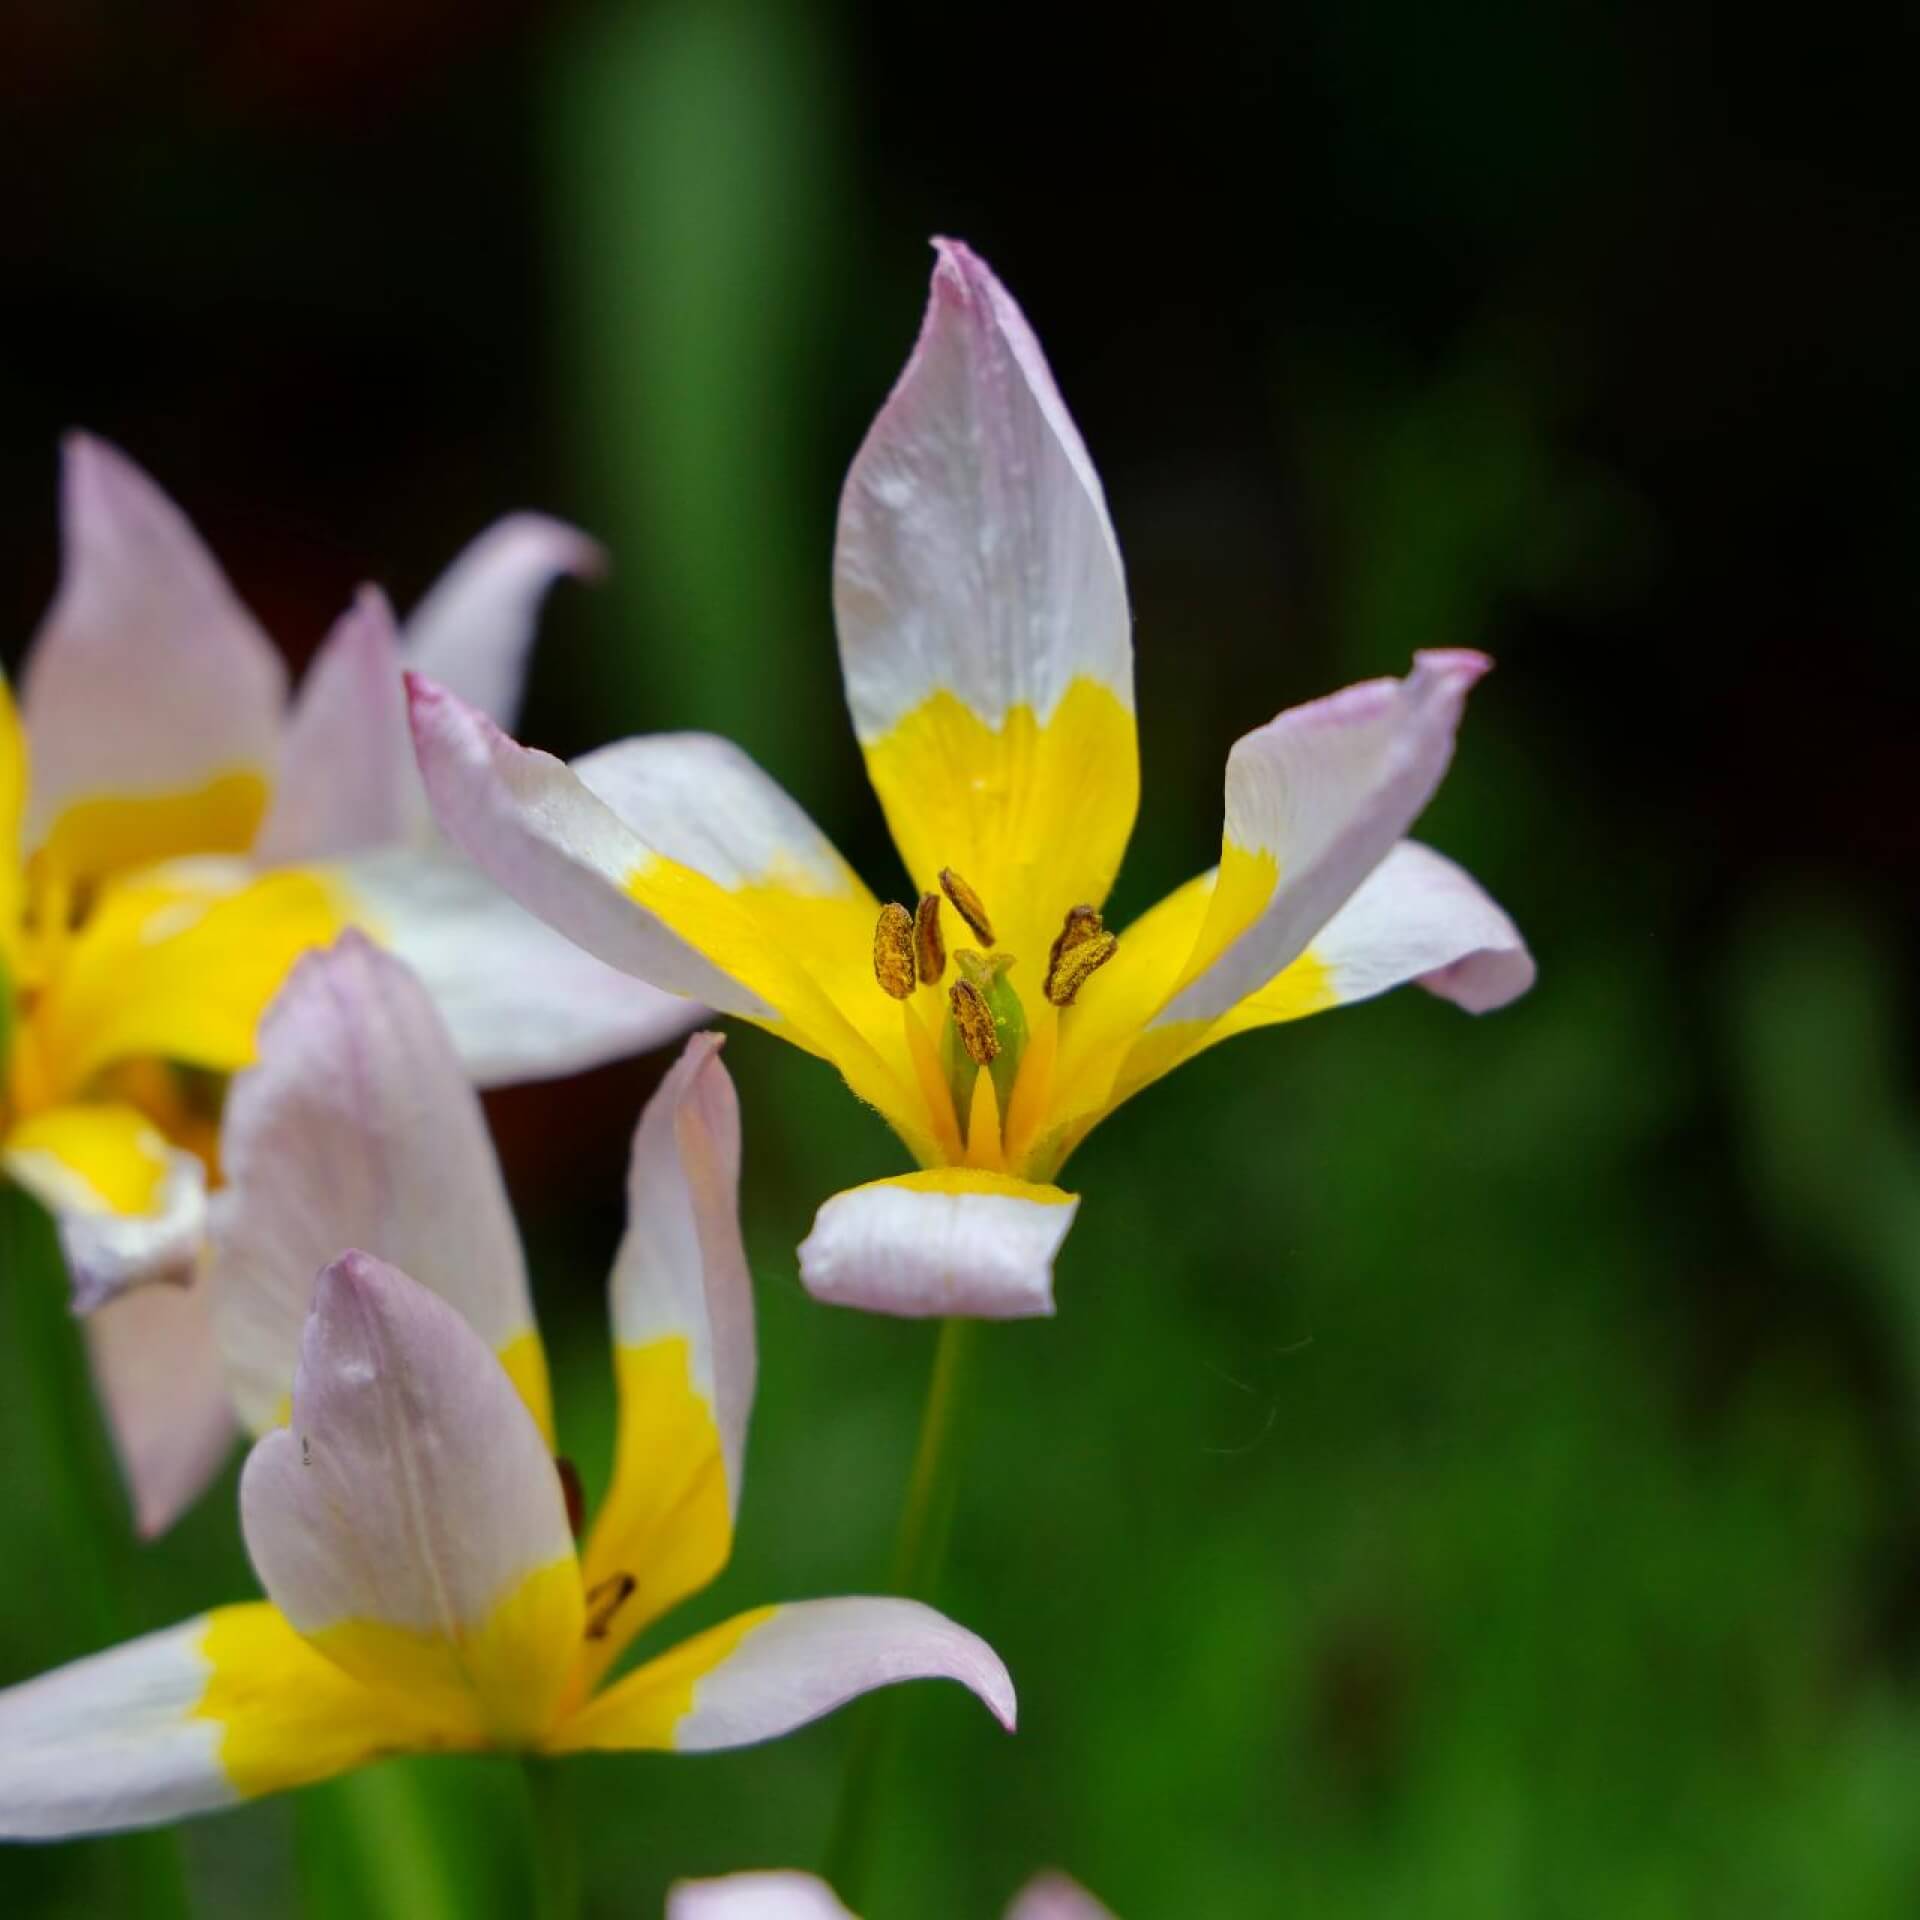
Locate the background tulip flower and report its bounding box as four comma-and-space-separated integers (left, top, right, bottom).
0, 437, 695, 1529
668, 1869, 1113, 1918
408, 239, 1534, 1322
0, 950, 1011, 1839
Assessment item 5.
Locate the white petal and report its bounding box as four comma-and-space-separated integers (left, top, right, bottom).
211, 934, 537, 1435
798, 1172, 1077, 1320
400, 514, 605, 727
669, 1874, 856, 1920
834, 238, 1130, 738
1006, 1874, 1119, 1920
21, 434, 285, 850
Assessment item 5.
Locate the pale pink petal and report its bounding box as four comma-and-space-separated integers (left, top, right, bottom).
668, 1874, 855, 1920
551, 1596, 1015, 1752
1006, 1874, 1119, 1920
834, 237, 1130, 740
21, 434, 286, 849
211, 934, 537, 1436
407, 675, 767, 1017
798, 1172, 1077, 1320
399, 514, 605, 728
1155, 650, 1496, 1030
86, 1275, 236, 1539
254, 588, 424, 865
239, 1254, 580, 1739
610, 1031, 754, 1510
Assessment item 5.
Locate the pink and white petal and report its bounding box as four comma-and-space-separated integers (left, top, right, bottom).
834, 237, 1130, 743
669, 1874, 855, 1920
339, 844, 701, 1088
3, 1118, 207, 1313
87, 1274, 236, 1539
211, 934, 544, 1438
254, 588, 425, 866
239, 1254, 581, 1744
1006, 1875, 1119, 1920
608, 1031, 754, 1508
548, 1597, 1015, 1754
1154, 650, 1494, 1031
400, 514, 605, 728
408, 676, 774, 1019
21, 434, 286, 856
798, 1171, 1077, 1320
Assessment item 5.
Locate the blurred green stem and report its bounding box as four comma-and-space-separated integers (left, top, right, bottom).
2, 1184, 196, 1920
522, 1758, 580, 1920
823, 1315, 981, 1906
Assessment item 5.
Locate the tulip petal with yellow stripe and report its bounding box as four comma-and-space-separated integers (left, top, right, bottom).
411, 239, 1535, 1322
0, 437, 696, 1537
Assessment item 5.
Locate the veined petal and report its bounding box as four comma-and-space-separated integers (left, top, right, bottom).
211, 935, 549, 1440
836, 240, 1135, 960
669, 1875, 855, 1920
254, 589, 425, 865
0, 1603, 441, 1837
400, 513, 605, 727
546, 1597, 1014, 1754
21, 435, 285, 878
1151, 651, 1492, 1031
577, 1035, 752, 1689
87, 1274, 235, 1538
3, 1104, 206, 1310
1006, 1875, 1119, 1920
409, 680, 930, 1150
798, 1170, 1077, 1320
20, 861, 346, 1103
239, 1255, 583, 1748
339, 843, 701, 1089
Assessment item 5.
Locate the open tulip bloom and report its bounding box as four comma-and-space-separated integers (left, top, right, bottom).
670, 1869, 1112, 1919
0, 437, 691, 1528
409, 238, 1535, 1321
0, 938, 1011, 1840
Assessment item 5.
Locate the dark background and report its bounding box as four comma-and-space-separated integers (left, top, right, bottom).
2, 2, 1918, 1914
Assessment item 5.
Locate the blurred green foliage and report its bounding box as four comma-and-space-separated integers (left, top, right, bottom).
1, 0, 1916, 1915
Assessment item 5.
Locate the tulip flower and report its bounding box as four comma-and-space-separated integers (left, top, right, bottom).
0, 437, 691, 1526
670, 1870, 1111, 1918
0, 942, 1011, 1838
408, 241, 1533, 1319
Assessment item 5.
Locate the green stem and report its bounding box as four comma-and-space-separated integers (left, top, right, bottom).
522, 1757, 581, 1920
822, 1316, 980, 1907
2, 1184, 196, 1920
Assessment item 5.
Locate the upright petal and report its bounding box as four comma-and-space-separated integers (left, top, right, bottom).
0, 671, 24, 983
211, 934, 549, 1439
0, 1603, 438, 1837
86, 1273, 236, 1538
669, 1875, 855, 1920
400, 513, 605, 727
21, 435, 286, 877
798, 1170, 1077, 1320
254, 589, 426, 865
409, 679, 929, 1152
546, 1597, 1014, 1754
575, 1035, 751, 1688
339, 844, 701, 1088
836, 240, 1136, 962
1006, 1875, 1119, 1920
3, 1104, 207, 1309
239, 1255, 583, 1747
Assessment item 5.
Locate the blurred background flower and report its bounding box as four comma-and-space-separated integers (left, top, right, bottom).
0, 1, 1914, 1915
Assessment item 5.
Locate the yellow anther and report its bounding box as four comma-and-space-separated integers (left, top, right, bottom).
872, 902, 917, 1000
1045, 929, 1118, 1006
1044, 903, 1103, 996
914, 892, 947, 984
938, 867, 994, 946
948, 978, 1000, 1065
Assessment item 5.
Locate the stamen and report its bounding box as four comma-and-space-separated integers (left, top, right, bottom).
1044, 903, 1104, 998
554, 1456, 587, 1540
949, 978, 999, 1065
914, 892, 947, 983
939, 867, 995, 945
1045, 930, 1118, 1006
872, 902, 917, 1000
584, 1571, 638, 1641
